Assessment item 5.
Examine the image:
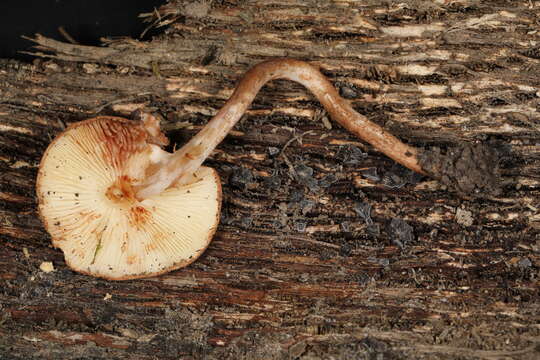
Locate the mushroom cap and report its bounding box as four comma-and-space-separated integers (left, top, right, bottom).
36, 116, 221, 280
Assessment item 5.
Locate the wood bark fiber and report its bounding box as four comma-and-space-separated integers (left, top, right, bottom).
1, 0, 540, 359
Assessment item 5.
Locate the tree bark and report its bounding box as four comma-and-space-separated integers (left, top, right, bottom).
1, 0, 539, 359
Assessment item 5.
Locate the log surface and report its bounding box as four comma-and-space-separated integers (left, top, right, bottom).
1, 0, 539, 359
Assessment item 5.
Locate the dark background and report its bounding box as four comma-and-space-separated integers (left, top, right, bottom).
0, 0, 165, 61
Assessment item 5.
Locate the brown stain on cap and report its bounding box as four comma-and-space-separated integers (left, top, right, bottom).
96, 118, 149, 170
106, 175, 137, 203
129, 205, 152, 229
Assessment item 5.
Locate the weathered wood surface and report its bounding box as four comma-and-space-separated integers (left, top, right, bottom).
1, 0, 539, 358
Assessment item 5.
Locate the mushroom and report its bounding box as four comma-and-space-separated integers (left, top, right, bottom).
37, 58, 426, 280
37, 116, 221, 280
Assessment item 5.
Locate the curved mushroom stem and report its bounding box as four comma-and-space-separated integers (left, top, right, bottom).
135, 58, 425, 199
